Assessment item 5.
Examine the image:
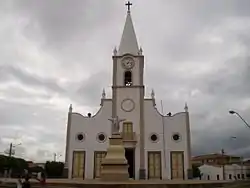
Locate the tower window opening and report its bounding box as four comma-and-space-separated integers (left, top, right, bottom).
124, 71, 132, 86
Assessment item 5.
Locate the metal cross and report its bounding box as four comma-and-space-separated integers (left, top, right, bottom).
125, 1, 132, 12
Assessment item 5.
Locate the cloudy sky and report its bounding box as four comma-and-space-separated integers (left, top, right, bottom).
0, 0, 250, 162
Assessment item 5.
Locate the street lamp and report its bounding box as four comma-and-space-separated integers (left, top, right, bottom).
229, 110, 250, 129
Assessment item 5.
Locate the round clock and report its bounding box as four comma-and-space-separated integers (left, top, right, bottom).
122, 57, 135, 69
121, 98, 135, 112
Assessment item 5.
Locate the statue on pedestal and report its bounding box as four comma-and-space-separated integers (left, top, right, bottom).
101, 115, 129, 181
108, 116, 126, 134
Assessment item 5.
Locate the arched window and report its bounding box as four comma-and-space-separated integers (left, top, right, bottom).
124, 71, 132, 86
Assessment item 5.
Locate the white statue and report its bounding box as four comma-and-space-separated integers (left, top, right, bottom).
108, 116, 126, 134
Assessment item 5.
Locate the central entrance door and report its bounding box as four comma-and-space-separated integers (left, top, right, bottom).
125, 148, 135, 179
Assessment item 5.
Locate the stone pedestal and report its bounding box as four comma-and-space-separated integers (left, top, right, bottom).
101, 133, 129, 181
187, 168, 193, 179
139, 169, 146, 179
62, 168, 68, 178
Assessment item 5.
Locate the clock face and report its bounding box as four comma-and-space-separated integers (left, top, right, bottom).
122, 57, 135, 69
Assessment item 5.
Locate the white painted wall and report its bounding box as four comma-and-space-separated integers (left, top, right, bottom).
116, 88, 141, 134
68, 99, 112, 179
225, 164, 249, 180
115, 87, 142, 179
144, 99, 190, 180
199, 164, 222, 180
67, 98, 190, 180
199, 164, 249, 180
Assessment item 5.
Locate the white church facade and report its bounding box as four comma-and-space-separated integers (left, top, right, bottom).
64, 4, 192, 180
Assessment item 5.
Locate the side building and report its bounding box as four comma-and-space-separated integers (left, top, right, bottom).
192, 153, 242, 166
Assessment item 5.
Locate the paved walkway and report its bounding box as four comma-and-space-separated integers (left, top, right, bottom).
0, 178, 234, 184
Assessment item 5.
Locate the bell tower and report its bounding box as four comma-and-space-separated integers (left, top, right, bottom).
111, 1, 146, 179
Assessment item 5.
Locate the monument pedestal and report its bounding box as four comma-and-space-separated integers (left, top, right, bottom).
101, 133, 129, 181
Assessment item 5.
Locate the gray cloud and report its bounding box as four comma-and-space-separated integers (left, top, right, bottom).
0, 65, 64, 93
76, 71, 110, 105
14, 1, 116, 44
0, 0, 250, 162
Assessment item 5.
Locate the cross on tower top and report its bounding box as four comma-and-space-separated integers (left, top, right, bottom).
125, 1, 132, 12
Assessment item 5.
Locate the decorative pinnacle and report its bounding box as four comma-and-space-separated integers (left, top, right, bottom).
151, 89, 155, 99
138, 47, 143, 55
69, 104, 73, 112
102, 88, 106, 99
113, 47, 117, 56
184, 102, 188, 112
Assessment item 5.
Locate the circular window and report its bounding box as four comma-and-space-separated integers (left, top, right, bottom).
150, 133, 158, 142
121, 98, 135, 112
172, 133, 181, 142
97, 133, 106, 143
76, 133, 84, 142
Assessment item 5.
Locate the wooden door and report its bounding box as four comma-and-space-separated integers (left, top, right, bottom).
148, 151, 162, 179
72, 151, 85, 179
170, 151, 184, 179
94, 151, 107, 178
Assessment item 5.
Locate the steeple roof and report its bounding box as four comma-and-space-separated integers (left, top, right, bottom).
118, 10, 139, 56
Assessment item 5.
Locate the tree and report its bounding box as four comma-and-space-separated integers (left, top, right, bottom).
0, 155, 28, 178
45, 161, 64, 178
0, 155, 7, 174
192, 164, 201, 178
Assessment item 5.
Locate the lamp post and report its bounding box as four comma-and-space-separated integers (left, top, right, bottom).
229, 136, 237, 164
228, 111, 248, 179
221, 149, 225, 180
229, 110, 250, 129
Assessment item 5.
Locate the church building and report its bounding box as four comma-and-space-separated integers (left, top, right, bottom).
64, 3, 192, 180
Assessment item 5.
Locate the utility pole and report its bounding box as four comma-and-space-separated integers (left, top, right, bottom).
221, 149, 225, 180
9, 143, 13, 157
7, 142, 21, 157
54, 153, 56, 162
53, 153, 62, 162
160, 100, 167, 171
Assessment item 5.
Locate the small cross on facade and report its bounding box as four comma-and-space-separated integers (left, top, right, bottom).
125, 1, 132, 12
